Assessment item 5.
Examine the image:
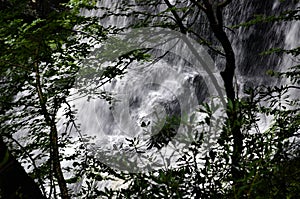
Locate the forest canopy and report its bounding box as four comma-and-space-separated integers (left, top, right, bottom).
0, 0, 299, 198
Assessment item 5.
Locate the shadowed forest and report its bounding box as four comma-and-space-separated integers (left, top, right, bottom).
0, 0, 299, 198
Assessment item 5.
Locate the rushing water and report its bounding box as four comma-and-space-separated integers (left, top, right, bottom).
63, 0, 299, 192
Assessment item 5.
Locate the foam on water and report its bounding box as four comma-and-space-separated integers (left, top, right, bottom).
59, 0, 300, 193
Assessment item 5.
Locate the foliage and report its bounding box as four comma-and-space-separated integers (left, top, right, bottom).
232, 5, 300, 28
0, 0, 299, 198
88, 1, 300, 198
0, 0, 108, 198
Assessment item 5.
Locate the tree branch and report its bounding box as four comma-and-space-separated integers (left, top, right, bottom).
189, 29, 226, 56
218, 0, 232, 8
34, 58, 70, 199
164, 0, 187, 33
190, 0, 207, 12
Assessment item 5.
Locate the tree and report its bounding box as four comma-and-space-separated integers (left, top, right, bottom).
0, 138, 45, 198
0, 0, 107, 198
109, 0, 242, 186
93, 0, 300, 198
0, 0, 299, 198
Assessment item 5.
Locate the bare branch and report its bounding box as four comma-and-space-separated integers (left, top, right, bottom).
218, 0, 232, 8
34, 57, 70, 199
190, 0, 207, 12
181, 1, 195, 21
188, 30, 226, 56
163, 0, 187, 33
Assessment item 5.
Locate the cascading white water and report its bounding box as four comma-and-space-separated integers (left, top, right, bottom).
62, 0, 299, 193
67, 0, 226, 174
224, 1, 300, 132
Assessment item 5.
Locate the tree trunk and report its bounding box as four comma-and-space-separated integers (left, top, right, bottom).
165, 0, 244, 183
200, 0, 244, 183
35, 63, 70, 199
0, 138, 45, 199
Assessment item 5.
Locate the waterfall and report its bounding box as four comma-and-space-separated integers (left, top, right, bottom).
223, 1, 300, 132
70, 0, 224, 174
225, 0, 299, 84
61, 0, 299, 192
